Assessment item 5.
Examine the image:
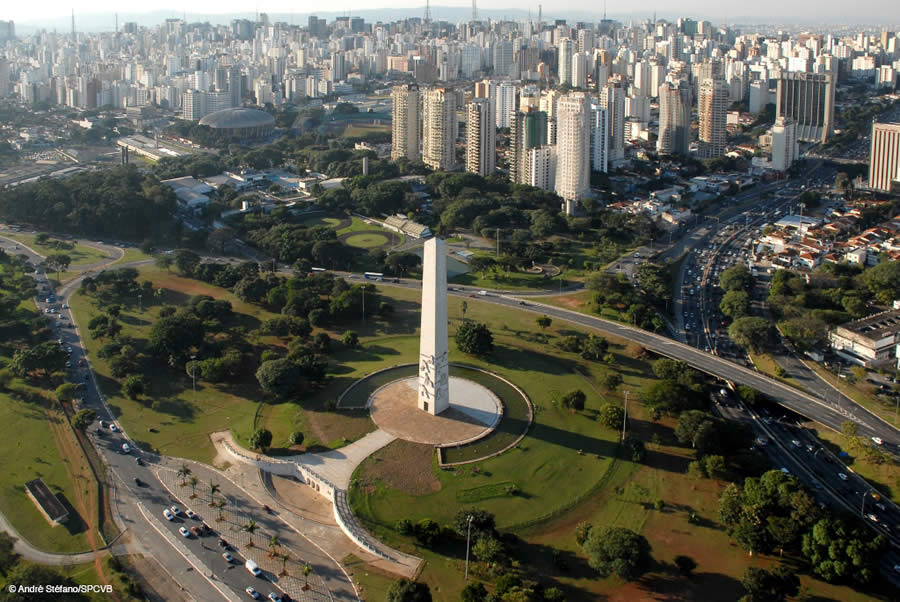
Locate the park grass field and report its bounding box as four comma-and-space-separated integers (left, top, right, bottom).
337, 216, 385, 235
343, 123, 391, 138
3, 233, 112, 266
298, 215, 344, 229
815, 427, 899, 503
343, 232, 391, 249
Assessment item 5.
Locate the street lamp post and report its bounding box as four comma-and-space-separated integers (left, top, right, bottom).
621, 390, 630, 442
137, 294, 142, 313
464, 514, 474, 581
190, 354, 197, 403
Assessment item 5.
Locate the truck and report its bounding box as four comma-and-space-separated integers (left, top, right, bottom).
245, 558, 262, 577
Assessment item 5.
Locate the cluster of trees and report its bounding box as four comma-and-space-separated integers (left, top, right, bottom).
641, 359, 708, 417
719, 470, 887, 585
456, 321, 494, 356
586, 272, 665, 332
165, 120, 242, 147
0, 165, 177, 240
318, 177, 414, 216
576, 523, 653, 581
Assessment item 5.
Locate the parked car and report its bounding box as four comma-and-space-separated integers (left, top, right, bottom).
163, 509, 174, 521
246, 588, 260, 600
179, 527, 190, 538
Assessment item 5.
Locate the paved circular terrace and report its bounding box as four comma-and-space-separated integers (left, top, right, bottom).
368, 376, 502, 445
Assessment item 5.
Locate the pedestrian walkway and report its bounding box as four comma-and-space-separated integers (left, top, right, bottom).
299, 429, 397, 489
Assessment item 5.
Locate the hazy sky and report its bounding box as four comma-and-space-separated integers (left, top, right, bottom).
6, 0, 900, 23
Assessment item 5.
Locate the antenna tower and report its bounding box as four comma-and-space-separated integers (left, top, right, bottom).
538, 4, 542, 24
472, 0, 477, 22
425, 0, 431, 25
71, 9, 75, 37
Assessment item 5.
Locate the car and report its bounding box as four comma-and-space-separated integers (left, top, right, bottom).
170, 505, 183, 516
222, 552, 234, 563
121, 443, 131, 453
179, 527, 190, 538
66, 346, 72, 353
268, 593, 283, 602
838, 472, 848, 481
185, 509, 197, 519
133, 477, 143, 487
806, 444, 815, 452
109, 424, 119, 432
163, 509, 174, 521
780, 467, 790, 475
876, 503, 887, 511
190, 526, 202, 536
791, 439, 801, 447
136, 457, 143, 466
477, 290, 487, 296
217, 538, 230, 549
872, 436, 883, 445
867, 513, 879, 523
468, 294, 476, 298
246, 588, 261, 600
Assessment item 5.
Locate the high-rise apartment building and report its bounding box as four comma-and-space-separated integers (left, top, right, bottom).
572, 52, 589, 89
422, 87, 458, 171
555, 91, 591, 210
869, 122, 900, 193
493, 40, 514, 78
495, 82, 517, 129
590, 101, 608, 173
466, 97, 496, 176
509, 107, 548, 184
657, 80, 692, 155
771, 117, 799, 172
776, 71, 835, 143
599, 81, 626, 164
698, 77, 728, 158
0, 58, 8, 98
391, 84, 420, 161
558, 38, 574, 86
528, 146, 557, 192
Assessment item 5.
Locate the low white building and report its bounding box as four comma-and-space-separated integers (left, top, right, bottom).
830, 309, 900, 367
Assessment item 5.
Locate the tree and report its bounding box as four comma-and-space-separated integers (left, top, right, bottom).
0, 532, 16, 576
121, 374, 146, 400
341, 330, 360, 348
704, 455, 727, 480
289, 431, 305, 446
561, 389, 586, 411
598, 403, 624, 429
741, 566, 801, 602
728, 317, 773, 353
249, 429, 272, 451
71, 409, 96, 431
155, 255, 173, 272
461, 582, 489, 602
802, 516, 887, 585
302, 562, 312, 585
581, 526, 652, 580
720, 290, 751, 319
460, 300, 468, 320
581, 334, 609, 360
413, 519, 441, 547
208, 482, 221, 506
268, 535, 281, 558
452, 509, 496, 539
601, 372, 623, 391
456, 321, 494, 356
188, 476, 198, 498
255, 358, 302, 398
674, 555, 697, 576
535, 315, 552, 330
574, 522, 593, 545
54, 383, 80, 405
242, 519, 259, 547
862, 260, 900, 303
386, 579, 432, 602
149, 314, 204, 363
177, 463, 191, 486
44, 253, 71, 282
719, 265, 753, 292
472, 535, 503, 563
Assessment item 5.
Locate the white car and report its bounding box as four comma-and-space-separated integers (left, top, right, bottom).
837, 472, 848, 481
163, 509, 174, 521
109, 424, 119, 432
872, 436, 883, 446
867, 513, 879, 523
246, 587, 260, 600
179, 526, 190, 538
791, 439, 801, 447
185, 509, 197, 519
222, 552, 234, 563
121, 443, 131, 453
170, 505, 183, 516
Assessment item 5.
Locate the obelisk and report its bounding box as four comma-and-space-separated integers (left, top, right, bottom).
418, 237, 449, 415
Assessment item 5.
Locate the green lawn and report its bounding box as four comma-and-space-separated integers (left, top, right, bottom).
344, 232, 392, 249
342, 554, 395, 601
337, 217, 386, 235
449, 268, 561, 291
298, 215, 344, 229
113, 248, 153, 266
2, 233, 112, 266
807, 361, 900, 429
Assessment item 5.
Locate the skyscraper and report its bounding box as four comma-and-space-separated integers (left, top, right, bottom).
776, 71, 835, 143
599, 81, 626, 164
698, 78, 728, 158
869, 122, 900, 193
509, 107, 548, 185
555, 91, 591, 211
495, 82, 517, 129
657, 80, 692, 155
391, 84, 420, 161
558, 38, 574, 87
422, 87, 458, 171
466, 97, 496, 176
572, 52, 589, 89
771, 117, 799, 172
590, 101, 608, 173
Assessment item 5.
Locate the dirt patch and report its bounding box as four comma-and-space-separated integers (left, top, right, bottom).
359, 439, 440, 496
552, 294, 586, 310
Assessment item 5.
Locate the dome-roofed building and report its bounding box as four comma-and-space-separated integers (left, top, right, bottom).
198, 108, 275, 139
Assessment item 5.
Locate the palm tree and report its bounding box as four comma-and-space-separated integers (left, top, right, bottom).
208, 482, 221, 507
278, 553, 289, 577
214, 499, 226, 522
177, 463, 191, 486
268, 535, 281, 558
242, 519, 258, 548
302, 563, 312, 589
188, 476, 198, 498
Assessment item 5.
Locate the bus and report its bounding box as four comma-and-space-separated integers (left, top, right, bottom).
310, 267, 326, 272
364, 272, 384, 281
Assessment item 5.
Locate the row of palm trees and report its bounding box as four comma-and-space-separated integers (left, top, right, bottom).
175, 464, 313, 587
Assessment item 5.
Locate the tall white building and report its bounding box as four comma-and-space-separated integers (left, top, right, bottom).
599, 81, 626, 164
698, 78, 728, 158
466, 97, 496, 176
771, 117, 799, 172
495, 82, 517, 129
572, 52, 589, 89
869, 121, 900, 192
657, 80, 692, 155
558, 38, 574, 86
422, 87, 458, 171
391, 84, 420, 161
590, 101, 608, 173
555, 91, 591, 211
528, 145, 557, 192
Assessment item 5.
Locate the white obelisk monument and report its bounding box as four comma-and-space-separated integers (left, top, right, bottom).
418, 237, 450, 415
